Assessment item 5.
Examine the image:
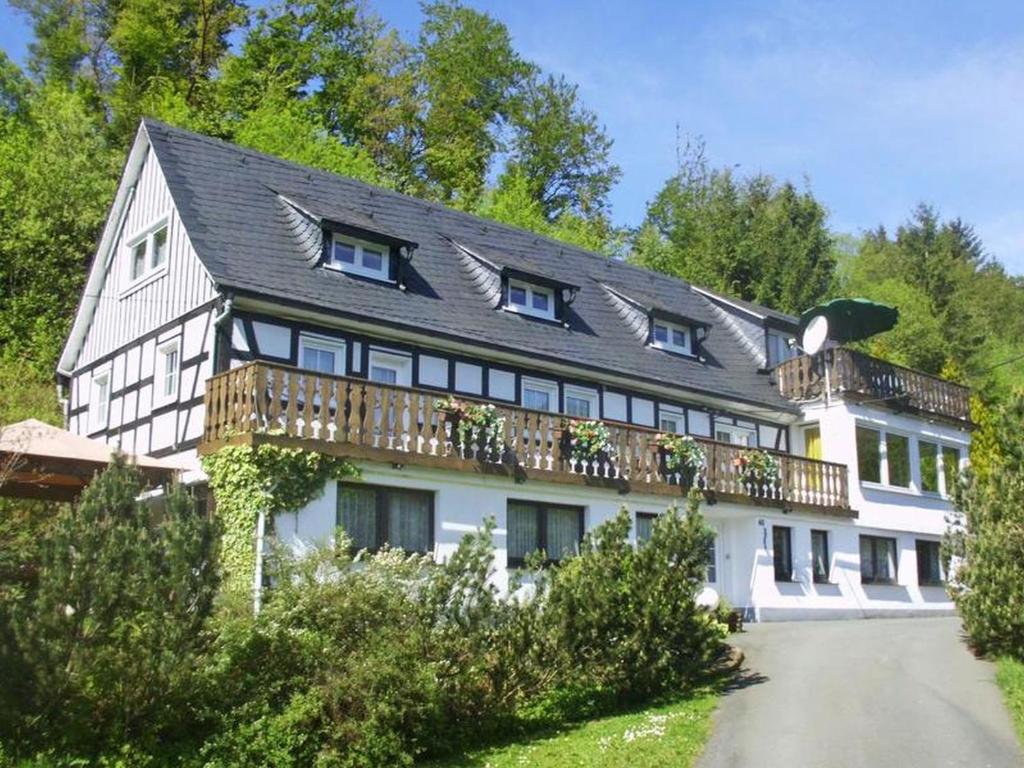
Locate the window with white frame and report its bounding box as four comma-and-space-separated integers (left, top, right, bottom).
506, 279, 556, 320
659, 405, 685, 434
715, 422, 756, 447
368, 350, 411, 386
327, 232, 392, 282
855, 425, 919, 490
298, 334, 346, 375
156, 340, 180, 403
126, 220, 170, 284
564, 385, 598, 418
521, 377, 558, 412
90, 369, 111, 432
651, 319, 692, 355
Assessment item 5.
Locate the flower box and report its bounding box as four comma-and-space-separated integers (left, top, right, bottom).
434, 395, 506, 462
561, 419, 614, 476
651, 433, 705, 489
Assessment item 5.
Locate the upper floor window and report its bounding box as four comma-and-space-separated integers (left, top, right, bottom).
156, 340, 180, 405
90, 368, 110, 433
659, 405, 685, 435
506, 279, 555, 321
327, 232, 392, 282
368, 350, 412, 387
716, 422, 756, 447
126, 221, 169, 285
522, 376, 558, 412
298, 334, 346, 375
651, 319, 692, 355
766, 331, 796, 367
564, 385, 598, 418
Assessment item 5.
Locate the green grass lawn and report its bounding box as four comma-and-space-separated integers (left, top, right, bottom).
997, 657, 1024, 747
422, 688, 720, 768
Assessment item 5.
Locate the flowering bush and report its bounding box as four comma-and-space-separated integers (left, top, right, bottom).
654, 433, 706, 475
435, 395, 506, 459
734, 449, 781, 487
563, 419, 612, 463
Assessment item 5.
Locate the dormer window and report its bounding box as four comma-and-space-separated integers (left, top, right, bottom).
328, 232, 392, 282
125, 221, 169, 285
651, 319, 692, 355
506, 279, 555, 320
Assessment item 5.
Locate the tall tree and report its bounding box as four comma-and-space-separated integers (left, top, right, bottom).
631, 139, 835, 314
506, 74, 620, 221
417, 0, 531, 207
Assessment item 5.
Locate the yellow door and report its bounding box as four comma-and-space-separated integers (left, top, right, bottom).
805, 426, 822, 460
805, 426, 822, 492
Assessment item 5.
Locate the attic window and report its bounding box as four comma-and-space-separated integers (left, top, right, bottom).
327, 232, 392, 282
651, 319, 692, 355
125, 221, 169, 285
506, 279, 555, 320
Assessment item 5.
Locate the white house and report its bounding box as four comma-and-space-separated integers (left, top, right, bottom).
57, 120, 972, 620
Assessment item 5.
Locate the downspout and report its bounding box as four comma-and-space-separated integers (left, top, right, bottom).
213, 295, 234, 329
253, 507, 267, 616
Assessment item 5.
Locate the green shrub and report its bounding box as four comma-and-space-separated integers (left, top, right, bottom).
540, 491, 726, 704
2, 456, 219, 758
947, 394, 1024, 658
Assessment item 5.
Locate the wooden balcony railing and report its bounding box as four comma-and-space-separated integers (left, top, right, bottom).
201, 362, 853, 515
776, 348, 972, 424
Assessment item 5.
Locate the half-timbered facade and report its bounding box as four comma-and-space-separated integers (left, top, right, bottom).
58, 120, 972, 619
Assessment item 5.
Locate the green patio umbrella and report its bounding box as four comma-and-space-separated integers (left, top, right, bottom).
798, 298, 899, 343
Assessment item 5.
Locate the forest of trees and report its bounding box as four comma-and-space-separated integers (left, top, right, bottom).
1, 0, 1022, 431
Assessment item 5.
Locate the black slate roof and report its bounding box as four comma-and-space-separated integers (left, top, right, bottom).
144, 119, 795, 412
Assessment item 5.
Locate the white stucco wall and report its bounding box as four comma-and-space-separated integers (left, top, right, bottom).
274, 458, 956, 620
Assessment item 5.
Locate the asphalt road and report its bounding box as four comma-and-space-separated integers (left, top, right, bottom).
698, 617, 1022, 768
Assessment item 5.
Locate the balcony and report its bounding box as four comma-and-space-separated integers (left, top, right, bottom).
200, 362, 854, 516
776, 348, 972, 425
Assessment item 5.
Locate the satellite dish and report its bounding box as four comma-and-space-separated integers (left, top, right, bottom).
801, 314, 829, 355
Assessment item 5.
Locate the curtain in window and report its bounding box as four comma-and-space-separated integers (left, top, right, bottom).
706, 537, 717, 583
547, 507, 581, 561
773, 527, 791, 581
337, 486, 377, 550
860, 536, 873, 580
387, 489, 431, 553
879, 538, 896, 581
811, 531, 829, 582
508, 502, 538, 561
635, 514, 655, 545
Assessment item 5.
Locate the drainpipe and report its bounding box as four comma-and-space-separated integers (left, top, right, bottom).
253, 507, 267, 616
213, 295, 234, 329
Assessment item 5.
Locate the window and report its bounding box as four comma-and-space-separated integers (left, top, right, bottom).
521, 377, 558, 412
651, 319, 692, 355
126, 222, 169, 284
919, 441, 939, 493
636, 512, 657, 545
564, 385, 598, 418
152, 227, 168, 268
507, 500, 583, 566
90, 370, 110, 432
811, 530, 830, 583
941, 446, 960, 496
916, 540, 944, 586
886, 433, 911, 488
327, 233, 392, 281
368, 350, 411, 386
773, 526, 793, 582
157, 340, 180, 402
298, 335, 345, 375
860, 535, 898, 584
336, 484, 433, 553
659, 405, 685, 434
706, 534, 718, 583
506, 280, 556, 320
856, 426, 881, 484
716, 423, 756, 447
766, 331, 795, 366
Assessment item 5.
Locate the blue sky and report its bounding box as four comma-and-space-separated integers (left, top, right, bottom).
3, 0, 1023, 274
